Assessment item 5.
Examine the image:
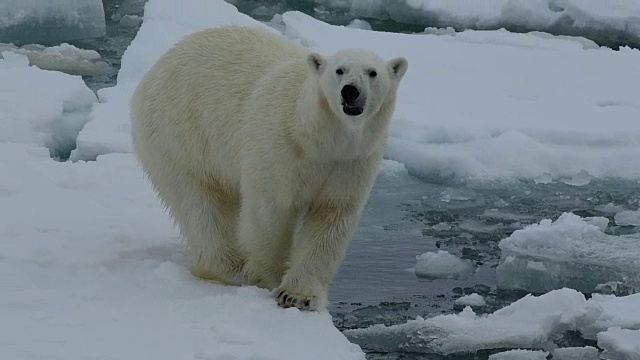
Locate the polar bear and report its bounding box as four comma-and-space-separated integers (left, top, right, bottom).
130, 25, 407, 311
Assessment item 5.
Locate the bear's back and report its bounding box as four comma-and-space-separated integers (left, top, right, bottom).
131, 26, 308, 187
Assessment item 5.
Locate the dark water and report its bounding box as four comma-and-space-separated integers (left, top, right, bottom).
332, 167, 637, 358
41, 1, 640, 358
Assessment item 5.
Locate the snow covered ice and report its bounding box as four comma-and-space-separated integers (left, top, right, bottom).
0, 0, 106, 43
496, 213, 640, 293
0, 51, 97, 159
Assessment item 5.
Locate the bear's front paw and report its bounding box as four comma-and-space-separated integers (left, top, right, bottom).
274, 280, 327, 311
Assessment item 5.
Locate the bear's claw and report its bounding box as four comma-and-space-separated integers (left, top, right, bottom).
276, 289, 315, 310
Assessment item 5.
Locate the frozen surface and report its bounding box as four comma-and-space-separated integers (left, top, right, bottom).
0, 0, 106, 43
597, 328, 640, 360
74, 5, 640, 182
0, 43, 113, 76
496, 212, 640, 293
414, 250, 475, 279
454, 293, 486, 307
313, 0, 640, 48
344, 288, 587, 355
0, 52, 97, 158
488, 350, 547, 360
615, 210, 640, 227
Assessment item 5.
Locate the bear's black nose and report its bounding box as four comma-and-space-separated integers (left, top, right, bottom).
341, 85, 360, 104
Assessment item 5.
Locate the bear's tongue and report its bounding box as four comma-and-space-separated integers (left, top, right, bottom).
343, 104, 363, 116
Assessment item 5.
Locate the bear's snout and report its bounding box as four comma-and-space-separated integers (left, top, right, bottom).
341, 84, 360, 104
341, 84, 365, 116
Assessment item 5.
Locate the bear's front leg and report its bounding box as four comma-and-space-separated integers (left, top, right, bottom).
274, 201, 362, 311
239, 196, 297, 290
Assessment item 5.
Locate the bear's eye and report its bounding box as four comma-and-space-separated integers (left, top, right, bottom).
336, 68, 344, 75
369, 70, 377, 78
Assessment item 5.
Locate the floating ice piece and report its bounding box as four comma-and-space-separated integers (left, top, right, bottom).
0, 43, 114, 76
534, 172, 553, 184
346, 19, 372, 30
597, 327, 640, 360
496, 212, 640, 293
454, 293, 486, 307
0, 52, 97, 158
119, 15, 143, 28
578, 293, 640, 340
615, 210, 640, 227
562, 170, 592, 186
344, 288, 587, 355
414, 250, 475, 279
551, 347, 599, 360
488, 349, 548, 360
0, 0, 106, 43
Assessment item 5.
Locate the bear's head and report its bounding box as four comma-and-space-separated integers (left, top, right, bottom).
306, 49, 408, 122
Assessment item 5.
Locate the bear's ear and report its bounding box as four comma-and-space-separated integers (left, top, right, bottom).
387, 57, 408, 81
307, 53, 326, 74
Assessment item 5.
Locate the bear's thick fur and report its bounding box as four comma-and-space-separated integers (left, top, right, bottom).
130, 25, 407, 310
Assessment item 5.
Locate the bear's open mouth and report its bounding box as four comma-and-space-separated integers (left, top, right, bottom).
342, 104, 364, 116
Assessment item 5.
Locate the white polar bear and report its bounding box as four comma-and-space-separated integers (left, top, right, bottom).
130, 25, 407, 311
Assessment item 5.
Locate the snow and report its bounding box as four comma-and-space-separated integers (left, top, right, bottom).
314, 0, 640, 48
345, 288, 588, 355
414, 250, 475, 279
597, 328, 640, 360
454, 293, 486, 307
488, 349, 548, 360
0, 52, 97, 156
0, 0, 105, 43
496, 212, 640, 293
0, 144, 364, 360
0, 43, 114, 76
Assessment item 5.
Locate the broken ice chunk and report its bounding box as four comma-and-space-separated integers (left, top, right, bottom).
496, 212, 640, 293
344, 288, 587, 355
488, 349, 548, 360
454, 293, 486, 307
597, 327, 640, 360
414, 250, 475, 279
